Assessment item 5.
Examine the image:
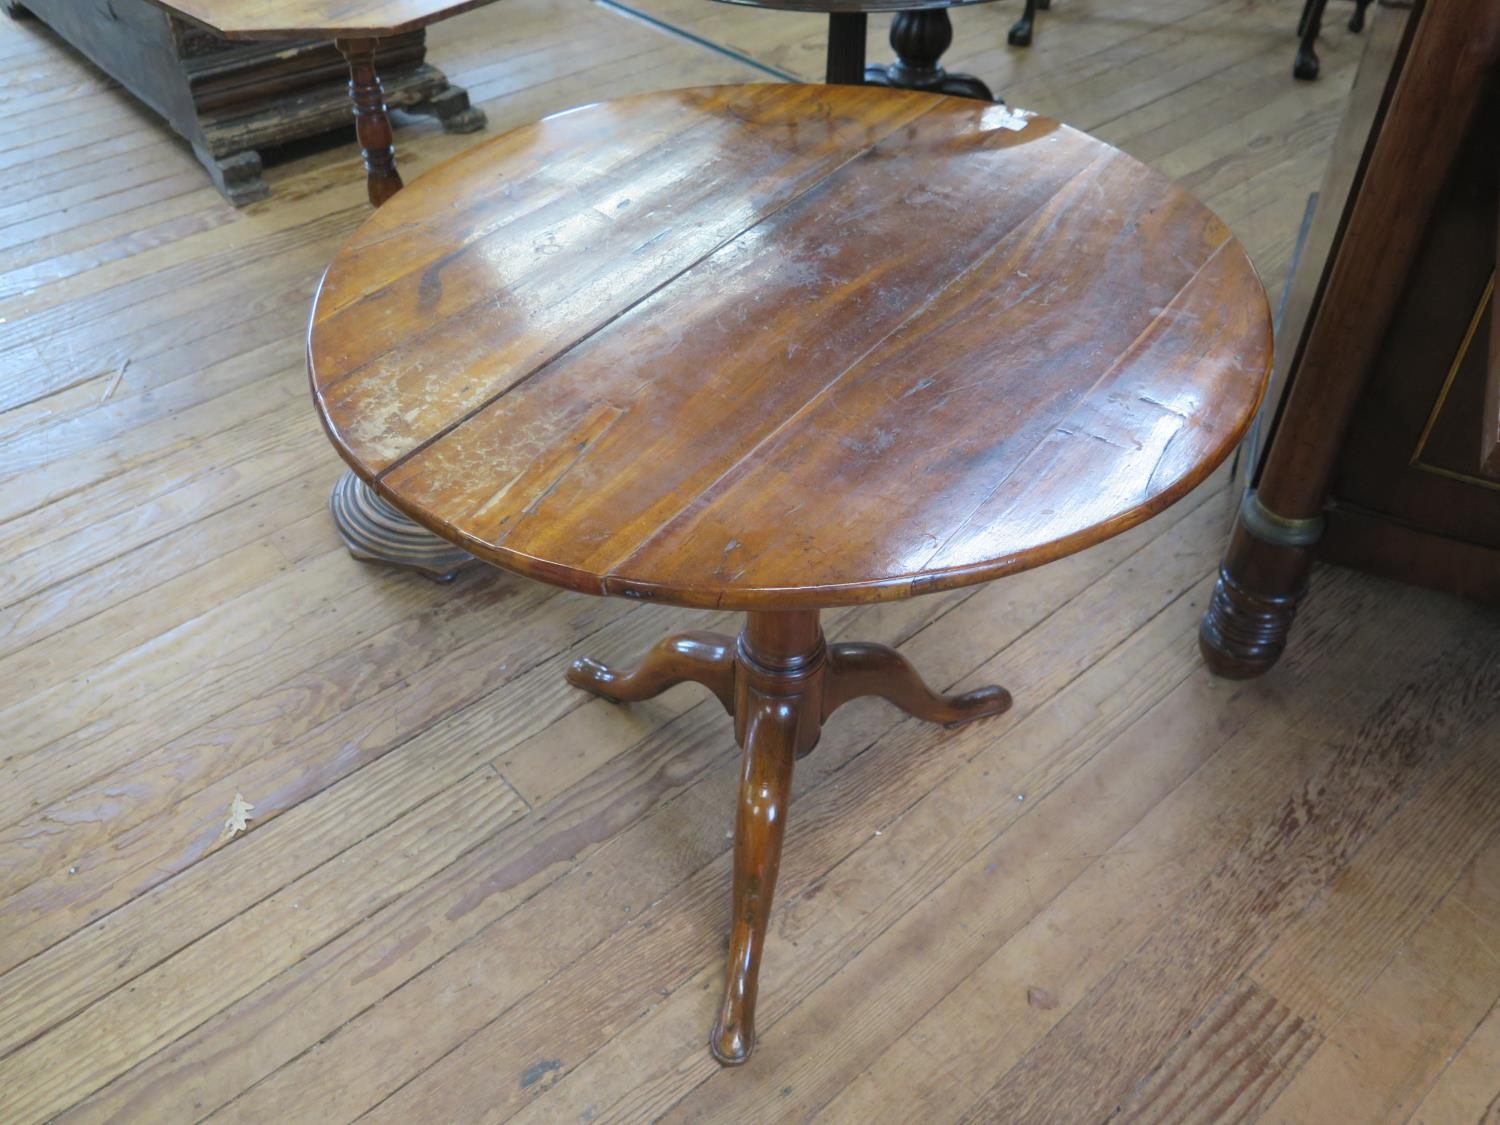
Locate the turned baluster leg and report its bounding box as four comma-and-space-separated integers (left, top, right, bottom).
336, 37, 404, 206
863, 10, 996, 102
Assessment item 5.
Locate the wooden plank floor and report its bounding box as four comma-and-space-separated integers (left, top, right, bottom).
2, 1, 1498, 1121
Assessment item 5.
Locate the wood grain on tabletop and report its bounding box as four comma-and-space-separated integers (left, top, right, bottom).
311, 83, 1272, 609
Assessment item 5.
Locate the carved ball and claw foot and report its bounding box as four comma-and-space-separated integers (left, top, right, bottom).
566, 609, 1011, 1065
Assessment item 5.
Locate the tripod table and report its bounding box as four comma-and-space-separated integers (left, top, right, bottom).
308, 83, 1273, 1064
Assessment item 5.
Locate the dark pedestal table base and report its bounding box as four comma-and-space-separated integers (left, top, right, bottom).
826, 10, 995, 101
566, 609, 1012, 1064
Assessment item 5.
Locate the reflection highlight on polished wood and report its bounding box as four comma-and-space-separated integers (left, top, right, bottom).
309, 82, 1272, 1062
311, 84, 1273, 612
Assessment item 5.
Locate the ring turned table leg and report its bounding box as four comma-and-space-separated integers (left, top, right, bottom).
326, 39, 477, 580
567, 608, 1011, 1064
336, 36, 404, 206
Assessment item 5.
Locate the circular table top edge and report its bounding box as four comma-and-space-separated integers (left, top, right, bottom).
309, 84, 1274, 612
344, 407, 1265, 610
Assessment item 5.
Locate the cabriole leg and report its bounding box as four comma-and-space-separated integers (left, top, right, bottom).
823, 641, 1011, 725
567, 631, 736, 713
711, 692, 800, 1065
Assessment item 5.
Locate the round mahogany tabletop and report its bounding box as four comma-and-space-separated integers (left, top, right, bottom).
309, 84, 1272, 610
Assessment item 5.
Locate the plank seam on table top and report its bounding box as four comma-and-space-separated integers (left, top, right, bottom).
589, 148, 1125, 582
576, 210, 1256, 603
309, 89, 800, 325
357, 90, 950, 482
356, 155, 1264, 608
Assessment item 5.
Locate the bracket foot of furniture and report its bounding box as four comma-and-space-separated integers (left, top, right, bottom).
863, 10, 995, 101
193, 146, 272, 206
329, 470, 472, 582
412, 85, 489, 133
338, 37, 405, 206
567, 609, 1011, 1063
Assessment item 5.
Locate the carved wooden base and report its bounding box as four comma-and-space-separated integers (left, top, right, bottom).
823, 9, 994, 101
328, 469, 472, 581
863, 10, 995, 101
566, 609, 1011, 1065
